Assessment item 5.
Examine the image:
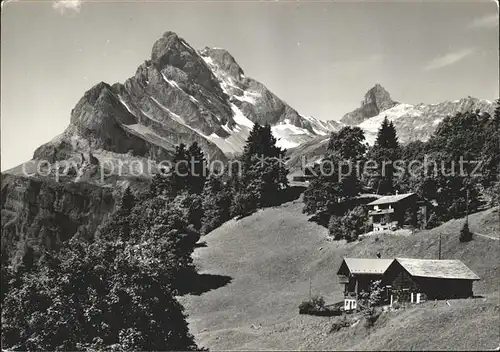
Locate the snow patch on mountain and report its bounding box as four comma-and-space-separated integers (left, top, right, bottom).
234, 90, 260, 104
230, 103, 254, 128
207, 128, 251, 156
272, 119, 315, 149
358, 103, 422, 134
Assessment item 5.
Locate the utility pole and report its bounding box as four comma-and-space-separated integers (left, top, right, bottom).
466, 188, 469, 225
309, 277, 312, 300
438, 234, 442, 260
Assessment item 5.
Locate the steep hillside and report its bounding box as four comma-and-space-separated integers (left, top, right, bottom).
179, 200, 499, 350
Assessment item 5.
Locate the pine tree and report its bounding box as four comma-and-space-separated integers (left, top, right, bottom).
367, 116, 400, 194
201, 176, 232, 234
303, 127, 367, 215
232, 123, 288, 217
375, 117, 399, 150
459, 220, 473, 242
170, 143, 190, 195
119, 186, 135, 213
242, 123, 284, 167
187, 142, 207, 195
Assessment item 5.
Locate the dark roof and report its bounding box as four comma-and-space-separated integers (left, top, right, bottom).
396, 258, 480, 280
338, 258, 394, 275
367, 193, 416, 206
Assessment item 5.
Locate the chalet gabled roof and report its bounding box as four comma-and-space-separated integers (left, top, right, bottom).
367, 193, 416, 206
338, 258, 394, 275
396, 258, 480, 281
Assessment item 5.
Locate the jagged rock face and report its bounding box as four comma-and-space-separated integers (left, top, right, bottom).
286, 90, 495, 172
27, 30, 341, 174
341, 84, 398, 125
338, 84, 495, 145
357, 97, 495, 145
1, 174, 117, 257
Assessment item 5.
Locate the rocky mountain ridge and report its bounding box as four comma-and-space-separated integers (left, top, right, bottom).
29, 31, 339, 177
287, 86, 495, 170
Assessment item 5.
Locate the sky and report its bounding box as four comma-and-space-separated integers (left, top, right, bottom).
1, 0, 499, 171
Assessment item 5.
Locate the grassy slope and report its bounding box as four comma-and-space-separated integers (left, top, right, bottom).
179, 201, 499, 350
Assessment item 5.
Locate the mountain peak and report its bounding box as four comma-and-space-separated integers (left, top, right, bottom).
151, 31, 194, 68
340, 83, 398, 125
363, 83, 395, 111
200, 47, 245, 81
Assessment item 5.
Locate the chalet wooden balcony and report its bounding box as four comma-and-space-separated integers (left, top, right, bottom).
368, 208, 395, 216
338, 275, 349, 284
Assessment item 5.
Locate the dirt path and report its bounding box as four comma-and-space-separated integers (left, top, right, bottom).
475, 232, 500, 241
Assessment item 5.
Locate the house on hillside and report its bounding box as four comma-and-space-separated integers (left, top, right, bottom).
336, 257, 480, 310
384, 258, 480, 304
367, 192, 417, 231
291, 165, 317, 182
336, 258, 394, 311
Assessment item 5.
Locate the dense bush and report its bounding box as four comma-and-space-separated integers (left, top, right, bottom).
1, 189, 202, 351
330, 316, 352, 333
328, 206, 369, 242
358, 280, 384, 329
298, 295, 342, 316
299, 295, 326, 314
459, 220, 473, 242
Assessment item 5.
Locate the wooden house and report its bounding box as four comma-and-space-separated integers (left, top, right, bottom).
336, 257, 480, 310
384, 258, 480, 304
336, 258, 394, 311
367, 193, 417, 231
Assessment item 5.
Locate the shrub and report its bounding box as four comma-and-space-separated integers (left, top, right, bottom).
328, 206, 369, 242
358, 280, 384, 329
330, 316, 352, 333
328, 215, 343, 240
298, 295, 326, 315
459, 220, 473, 242
363, 307, 380, 328
391, 301, 401, 310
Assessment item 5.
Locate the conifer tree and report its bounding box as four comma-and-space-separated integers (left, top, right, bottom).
201, 176, 232, 234
187, 142, 207, 195
459, 220, 473, 242
232, 123, 288, 216
367, 116, 400, 194
303, 126, 367, 215
242, 123, 284, 167
119, 186, 135, 213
